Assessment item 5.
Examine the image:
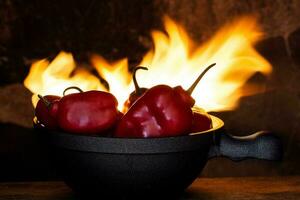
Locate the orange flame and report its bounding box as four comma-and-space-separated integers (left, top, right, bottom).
24, 16, 271, 112
91, 55, 132, 110
24, 52, 106, 106
138, 16, 271, 111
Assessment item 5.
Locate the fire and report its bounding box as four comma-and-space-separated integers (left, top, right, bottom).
24, 16, 271, 112
137, 16, 271, 111
24, 52, 106, 106
91, 55, 132, 111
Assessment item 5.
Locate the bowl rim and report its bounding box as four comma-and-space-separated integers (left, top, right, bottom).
34, 114, 224, 154
34, 114, 224, 140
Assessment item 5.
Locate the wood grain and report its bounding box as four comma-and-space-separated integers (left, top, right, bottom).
0, 177, 299, 200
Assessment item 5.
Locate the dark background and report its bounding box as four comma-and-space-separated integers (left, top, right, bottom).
0, 0, 300, 181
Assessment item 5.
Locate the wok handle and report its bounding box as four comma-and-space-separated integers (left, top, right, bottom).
208, 131, 282, 161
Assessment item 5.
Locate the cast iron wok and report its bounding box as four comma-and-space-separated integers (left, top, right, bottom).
34, 115, 282, 197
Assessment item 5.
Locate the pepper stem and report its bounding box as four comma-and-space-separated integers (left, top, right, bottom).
38, 94, 51, 108
187, 63, 216, 95
63, 86, 84, 96
133, 66, 148, 95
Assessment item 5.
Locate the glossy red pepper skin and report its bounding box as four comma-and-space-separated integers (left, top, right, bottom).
115, 63, 216, 138
56, 90, 119, 135
115, 85, 195, 138
35, 95, 60, 129
190, 111, 212, 133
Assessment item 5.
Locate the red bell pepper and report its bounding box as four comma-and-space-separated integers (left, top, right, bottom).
53, 87, 119, 135
38, 87, 119, 135
35, 95, 60, 129
115, 63, 216, 138
123, 66, 148, 112
190, 110, 212, 133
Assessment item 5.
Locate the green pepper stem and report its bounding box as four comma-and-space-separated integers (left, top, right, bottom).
63, 86, 84, 96
187, 63, 216, 95
38, 94, 51, 108
133, 66, 148, 95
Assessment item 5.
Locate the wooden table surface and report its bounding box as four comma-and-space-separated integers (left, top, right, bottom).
0, 176, 299, 200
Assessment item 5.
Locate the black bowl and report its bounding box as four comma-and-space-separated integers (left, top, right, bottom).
34, 115, 281, 198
